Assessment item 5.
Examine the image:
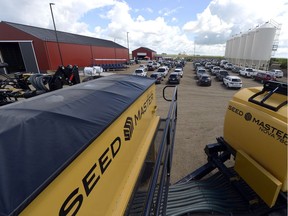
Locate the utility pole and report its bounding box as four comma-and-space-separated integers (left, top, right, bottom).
127, 32, 130, 60
50, 3, 63, 66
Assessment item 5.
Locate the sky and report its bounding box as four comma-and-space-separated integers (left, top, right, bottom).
1, 0, 287, 58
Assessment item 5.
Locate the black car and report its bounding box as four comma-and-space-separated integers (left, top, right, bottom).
147, 65, 155, 71
197, 74, 212, 86
216, 70, 229, 81
150, 72, 163, 84
168, 72, 180, 84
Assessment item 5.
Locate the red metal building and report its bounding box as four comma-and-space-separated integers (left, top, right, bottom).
132, 47, 156, 60
0, 21, 129, 73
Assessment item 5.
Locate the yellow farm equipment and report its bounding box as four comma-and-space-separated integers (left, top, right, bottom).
0, 75, 287, 215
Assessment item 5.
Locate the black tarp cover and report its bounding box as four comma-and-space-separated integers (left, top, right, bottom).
0, 74, 155, 216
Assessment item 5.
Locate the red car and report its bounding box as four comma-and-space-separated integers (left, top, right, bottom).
254, 72, 276, 83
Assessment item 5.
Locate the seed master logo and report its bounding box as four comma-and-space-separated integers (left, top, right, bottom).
123, 117, 134, 141
228, 105, 287, 145
244, 112, 252, 121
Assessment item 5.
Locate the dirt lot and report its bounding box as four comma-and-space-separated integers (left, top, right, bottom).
98, 62, 287, 184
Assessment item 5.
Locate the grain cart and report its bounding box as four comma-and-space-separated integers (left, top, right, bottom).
0, 74, 178, 216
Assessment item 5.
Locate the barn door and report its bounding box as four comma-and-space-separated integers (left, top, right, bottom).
19, 42, 40, 73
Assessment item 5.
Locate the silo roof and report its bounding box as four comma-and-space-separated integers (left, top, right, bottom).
2, 21, 126, 49
259, 22, 277, 29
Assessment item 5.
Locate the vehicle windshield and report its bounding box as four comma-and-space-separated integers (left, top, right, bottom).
232, 79, 241, 82
220, 71, 228, 75
201, 76, 210, 80
135, 70, 143, 73
170, 74, 178, 78
157, 68, 165, 72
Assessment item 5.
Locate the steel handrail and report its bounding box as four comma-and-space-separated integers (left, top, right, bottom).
143, 85, 178, 215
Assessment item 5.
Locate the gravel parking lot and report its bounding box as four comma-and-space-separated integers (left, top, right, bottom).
97, 62, 287, 183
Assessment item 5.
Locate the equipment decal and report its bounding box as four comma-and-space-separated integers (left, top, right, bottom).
123, 91, 154, 141
228, 105, 287, 145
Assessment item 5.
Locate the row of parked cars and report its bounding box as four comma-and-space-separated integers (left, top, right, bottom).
194, 61, 243, 89
151, 64, 184, 84
132, 60, 185, 85
194, 58, 285, 89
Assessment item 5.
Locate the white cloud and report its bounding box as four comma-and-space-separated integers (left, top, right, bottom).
183, 0, 288, 57
0, 0, 287, 57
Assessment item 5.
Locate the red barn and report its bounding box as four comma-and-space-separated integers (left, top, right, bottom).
132, 47, 156, 60
0, 21, 129, 73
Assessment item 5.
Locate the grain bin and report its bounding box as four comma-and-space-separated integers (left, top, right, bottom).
225, 38, 233, 60
237, 33, 247, 66
243, 29, 256, 66
251, 22, 276, 63
231, 34, 241, 64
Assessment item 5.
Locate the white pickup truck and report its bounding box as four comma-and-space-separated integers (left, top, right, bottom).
239, 68, 257, 78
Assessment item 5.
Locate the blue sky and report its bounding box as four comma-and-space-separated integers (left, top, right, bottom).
1, 0, 287, 57
80, 0, 211, 27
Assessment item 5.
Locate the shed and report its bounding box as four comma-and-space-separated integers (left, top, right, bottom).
132, 47, 156, 60
0, 21, 129, 73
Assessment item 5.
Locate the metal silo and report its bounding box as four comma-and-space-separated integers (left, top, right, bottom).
224, 40, 229, 58
225, 38, 233, 61
231, 34, 240, 64
243, 29, 256, 67
251, 22, 276, 69
230, 36, 235, 60
237, 32, 247, 66
228, 38, 233, 60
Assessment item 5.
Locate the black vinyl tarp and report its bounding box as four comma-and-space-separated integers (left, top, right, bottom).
0, 74, 155, 216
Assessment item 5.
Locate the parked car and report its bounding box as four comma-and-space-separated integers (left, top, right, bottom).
194, 62, 202, 71
232, 65, 241, 73
211, 66, 221, 75
216, 70, 229, 81
205, 62, 212, 69
220, 60, 228, 67
152, 61, 160, 69
223, 75, 242, 89
147, 61, 156, 71
224, 63, 233, 70
132, 68, 147, 77
239, 68, 257, 78
150, 72, 163, 84
173, 68, 183, 77
138, 64, 148, 71
254, 72, 276, 83
269, 69, 284, 78
168, 72, 181, 84
197, 74, 212, 86
157, 67, 168, 78
196, 68, 206, 79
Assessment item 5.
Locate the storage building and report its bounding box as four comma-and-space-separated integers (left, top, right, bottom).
132, 47, 156, 60
224, 20, 280, 70
0, 21, 129, 73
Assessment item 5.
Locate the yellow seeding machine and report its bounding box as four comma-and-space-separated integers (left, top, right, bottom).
0, 75, 287, 215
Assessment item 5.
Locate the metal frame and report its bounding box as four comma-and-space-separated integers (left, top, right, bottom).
248, 81, 287, 111
174, 137, 287, 215
142, 85, 178, 216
